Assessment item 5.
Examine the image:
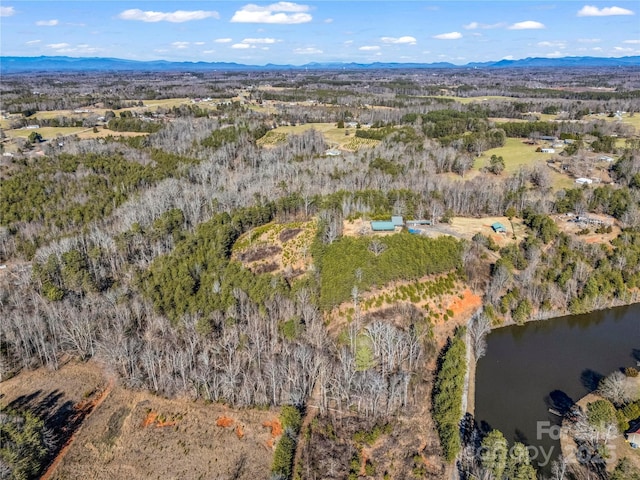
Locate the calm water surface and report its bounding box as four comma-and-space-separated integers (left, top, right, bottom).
475, 304, 640, 469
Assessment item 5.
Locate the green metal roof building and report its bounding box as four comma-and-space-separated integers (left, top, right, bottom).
491, 222, 507, 233
371, 221, 396, 231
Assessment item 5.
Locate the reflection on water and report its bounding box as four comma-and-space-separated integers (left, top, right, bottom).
475, 303, 640, 470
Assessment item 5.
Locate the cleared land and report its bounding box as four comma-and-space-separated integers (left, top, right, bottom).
552, 213, 620, 245
0, 361, 277, 480
343, 216, 524, 246
232, 220, 316, 277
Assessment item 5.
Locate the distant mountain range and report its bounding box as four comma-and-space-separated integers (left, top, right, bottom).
1, 55, 639, 73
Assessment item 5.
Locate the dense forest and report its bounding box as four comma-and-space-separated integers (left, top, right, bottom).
1, 66, 640, 479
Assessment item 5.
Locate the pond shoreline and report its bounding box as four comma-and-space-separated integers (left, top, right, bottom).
470, 299, 640, 471
465, 292, 640, 417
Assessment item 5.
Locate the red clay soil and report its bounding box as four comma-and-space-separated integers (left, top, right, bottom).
156, 418, 177, 428
448, 289, 482, 318
40, 379, 114, 480
235, 425, 245, 439
141, 411, 158, 427
216, 415, 235, 428
262, 418, 283, 438
142, 411, 177, 428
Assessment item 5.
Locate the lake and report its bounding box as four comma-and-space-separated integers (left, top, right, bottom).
474, 303, 640, 469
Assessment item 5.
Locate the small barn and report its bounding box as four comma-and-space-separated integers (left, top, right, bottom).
491, 222, 507, 233
371, 221, 396, 232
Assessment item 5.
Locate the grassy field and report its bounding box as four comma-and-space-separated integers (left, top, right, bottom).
584, 112, 640, 132
6, 126, 90, 139
476, 137, 554, 174
140, 97, 191, 108
259, 122, 380, 150
427, 95, 516, 104
4, 126, 150, 142
75, 129, 149, 140
23, 98, 211, 123
475, 137, 574, 190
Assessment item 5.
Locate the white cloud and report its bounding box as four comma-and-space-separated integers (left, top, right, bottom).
614, 46, 635, 52
294, 47, 323, 54
464, 21, 504, 30
508, 21, 545, 30
194, 41, 205, 46
623, 39, 640, 44
537, 41, 566, 48
241, 37, 279, 44
26, 39, 41, 45
203, 49, 216, 54
118, 9, 219, 23
229, 37, 281, 50
592, 47, 603, 51
324, 18, 333, 23
578, 38, 601, 43
577, 5, 634, 17
502, 55, 515, 60
231, 2, 312, 24
214, 38, 233, 43
545, 51, 564, 58
359, 45, 380, 51
381, 36, 417, 45
344, 40, 354, 45
36, 19, 58, 26
433, 31, 462, 40
43, 42, 102, 54
0, 6, 15, 17
172, 41, 190, 49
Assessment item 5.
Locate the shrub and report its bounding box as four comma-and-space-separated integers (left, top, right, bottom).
271, 406, 303, 479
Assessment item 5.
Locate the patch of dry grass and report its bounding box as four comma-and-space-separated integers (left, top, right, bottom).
232, 220, 317, 278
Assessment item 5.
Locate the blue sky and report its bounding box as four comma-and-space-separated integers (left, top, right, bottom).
1, 1, 638, 64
